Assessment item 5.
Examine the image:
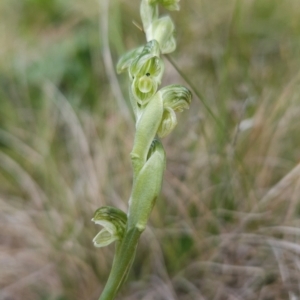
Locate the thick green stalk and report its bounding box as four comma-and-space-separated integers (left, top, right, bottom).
99, 227, 142, 300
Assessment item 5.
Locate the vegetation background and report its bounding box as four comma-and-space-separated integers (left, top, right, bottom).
1, 0, 300, 299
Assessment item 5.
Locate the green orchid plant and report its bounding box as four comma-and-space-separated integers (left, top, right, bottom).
92, 1, 191, 299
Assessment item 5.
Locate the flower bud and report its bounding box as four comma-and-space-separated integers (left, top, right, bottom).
92, 206, 127, 248
149, 16, 176, 54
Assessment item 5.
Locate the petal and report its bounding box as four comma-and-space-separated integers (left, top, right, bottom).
116, 46, 144, 74
93, 228, 117, 248
131, 76, 158, 105
157, 107, 177, 138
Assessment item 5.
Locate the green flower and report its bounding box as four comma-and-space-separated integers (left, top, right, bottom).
92, 206, 127, 248
129, 40, 164, 105
148, 16, 177, 54
130, 63, 161, 105
160, 84, 192, 112
129, 40, 162, 77
116, 46, 144, 74
157, 84, 192, 137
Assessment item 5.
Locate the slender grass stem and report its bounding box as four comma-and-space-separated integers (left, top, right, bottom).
165, 54, 222, 128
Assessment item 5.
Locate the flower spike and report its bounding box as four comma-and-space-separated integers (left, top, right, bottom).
96, 1, 191, 298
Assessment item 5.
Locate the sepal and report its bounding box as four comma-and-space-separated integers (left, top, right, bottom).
157, 107, 177, 138
129, 40, 162, 78
116, 46, 144, 74
92, 206, 127, 248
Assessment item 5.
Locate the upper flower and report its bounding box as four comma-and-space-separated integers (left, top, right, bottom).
140, 0, 178, 53
129, 40, 164, 105
150, 16, 176, 54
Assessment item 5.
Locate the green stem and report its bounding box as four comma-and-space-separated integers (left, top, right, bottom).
99, 227, 142, 300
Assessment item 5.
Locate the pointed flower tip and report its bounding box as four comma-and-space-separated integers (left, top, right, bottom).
92, 206, 127, 248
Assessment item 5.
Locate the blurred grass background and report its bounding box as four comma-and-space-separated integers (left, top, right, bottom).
1, 0, 300, 299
